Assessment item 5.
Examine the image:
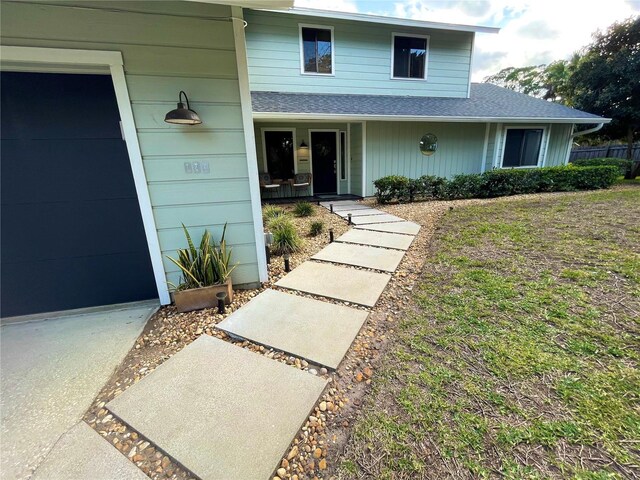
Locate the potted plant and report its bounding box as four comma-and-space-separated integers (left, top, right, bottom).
167, 224, 236, 313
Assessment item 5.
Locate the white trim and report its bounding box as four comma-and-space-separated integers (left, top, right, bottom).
1, 45, 169, 305
260, 7, 500, 34
260, 127, 298, 174
564, 124, 575, 165
252, 111, 610, 124
541, 124, 551, 167
232, 8, 268, 283
498, 125, 548, 169
298, 23, 335, 76
480, 122, 490, 174
492, 122, 503, 169
390, 32, 429, 81
309, 129, 340, 194
362, 121, 367, 197
467, 33, 475, 98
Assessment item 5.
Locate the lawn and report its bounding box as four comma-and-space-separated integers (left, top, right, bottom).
340, 188, 640, 479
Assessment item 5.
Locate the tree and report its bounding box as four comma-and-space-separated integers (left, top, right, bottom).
568, 16, 640, 177
483, 59, 574, 104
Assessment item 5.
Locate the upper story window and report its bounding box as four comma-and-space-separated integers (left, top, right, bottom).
300, 24, 334, 75
391, 33, 429, 80
502, 128, 544, 168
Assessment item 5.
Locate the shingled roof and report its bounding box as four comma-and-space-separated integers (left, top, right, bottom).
251, 83, 607, 123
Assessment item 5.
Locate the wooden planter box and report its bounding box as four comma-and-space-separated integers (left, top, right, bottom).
173, 279, 233, 313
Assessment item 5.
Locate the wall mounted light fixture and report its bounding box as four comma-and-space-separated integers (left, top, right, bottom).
164, 91, 202, 125
297, 140, 310, 161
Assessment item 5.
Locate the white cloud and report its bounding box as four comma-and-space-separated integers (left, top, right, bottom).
392, 0, 640, 81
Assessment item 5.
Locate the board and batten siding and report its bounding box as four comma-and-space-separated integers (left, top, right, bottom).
0, 1, 262, 287
244, 10, 473, 98
545, 124, 574, 166
364, 121, 486, 196
349, 123, 364, 196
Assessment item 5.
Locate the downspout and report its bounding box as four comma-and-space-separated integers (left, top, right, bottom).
571, 123, 604, 138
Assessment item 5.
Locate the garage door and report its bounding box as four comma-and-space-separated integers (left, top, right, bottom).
1, 72, 157, 318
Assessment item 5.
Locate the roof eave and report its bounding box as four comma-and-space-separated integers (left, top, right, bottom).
252, 112, 611, 124
254, 7, 499, 34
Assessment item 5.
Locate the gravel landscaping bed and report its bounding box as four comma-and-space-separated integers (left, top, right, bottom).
83, 187, 636, 479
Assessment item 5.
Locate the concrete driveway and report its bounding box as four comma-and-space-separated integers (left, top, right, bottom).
1, 302, 157, 479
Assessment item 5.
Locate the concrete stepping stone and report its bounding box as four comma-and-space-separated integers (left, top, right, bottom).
217, 289, 368, 369
355, 221, 421, 235
107, 335, 327, 480
275, 261, 390, 307
32, 422, 148, 480
330, 203, 372, 211
337, 229, 414, 250
319, 200, 360, 208
335, 208, 385, 217
312, 242, 404, 272
349, 213, 405, 225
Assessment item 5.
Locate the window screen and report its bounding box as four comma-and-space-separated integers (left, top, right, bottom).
502, 129, 543, 167
302, 27, 333, 74
264, 131, 295, 179
393, 35, 427, 79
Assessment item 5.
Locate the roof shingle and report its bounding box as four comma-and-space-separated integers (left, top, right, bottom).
251, 83, 606, 123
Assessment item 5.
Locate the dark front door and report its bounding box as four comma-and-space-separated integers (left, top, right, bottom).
1, 72, 157, 317
311, 131, 337, 194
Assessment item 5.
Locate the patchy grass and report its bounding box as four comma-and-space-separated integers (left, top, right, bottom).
340, 188, 640, 479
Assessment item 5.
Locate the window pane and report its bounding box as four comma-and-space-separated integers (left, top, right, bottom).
503, 129, 543, 167
302, 28, 317, 73
393, 36, 410, 77
394, 36, 426, 78
503, 129, 524, 167
316, 29, 332, 74
302, 27, 332, 74
340, 131, 346, 180
264, 131, 294, 179
522, 129, 543, 166
409, 37, 426, 78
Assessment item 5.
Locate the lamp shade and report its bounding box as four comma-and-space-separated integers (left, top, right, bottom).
164, 91, 202, 125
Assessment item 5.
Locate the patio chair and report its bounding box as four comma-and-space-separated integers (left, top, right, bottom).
292, 173, 312, 197
258, 173, 281, 198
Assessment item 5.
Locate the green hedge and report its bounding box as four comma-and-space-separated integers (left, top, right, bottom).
373, 165, 620, 204
570, 157, 633, 176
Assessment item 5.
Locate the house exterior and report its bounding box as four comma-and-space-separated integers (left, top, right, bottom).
0, 1, 607, 318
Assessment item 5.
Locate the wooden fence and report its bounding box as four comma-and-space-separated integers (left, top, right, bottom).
569, 144, 640, 162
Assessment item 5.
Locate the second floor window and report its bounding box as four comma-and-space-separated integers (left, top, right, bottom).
392, 34, 428, 79
301, 25, 333, 75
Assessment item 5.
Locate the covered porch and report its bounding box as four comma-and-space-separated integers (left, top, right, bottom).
254, 121, 365, 200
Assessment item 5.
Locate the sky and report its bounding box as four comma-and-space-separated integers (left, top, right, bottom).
294, 0, 640, 81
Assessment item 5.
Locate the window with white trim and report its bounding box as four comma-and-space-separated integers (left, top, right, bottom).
300, 25, 334, 75
502, 128, 543, 168
392, 33, 428, 80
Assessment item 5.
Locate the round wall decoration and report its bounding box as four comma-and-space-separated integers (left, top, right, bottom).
419, 133, 438, 156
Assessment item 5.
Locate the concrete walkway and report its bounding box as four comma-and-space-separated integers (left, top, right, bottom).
97, 199, 419, 480
1, 302, 157, 480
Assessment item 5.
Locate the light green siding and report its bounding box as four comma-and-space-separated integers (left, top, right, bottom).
545, 124, 573, 166
245, 10, 473, 98
365, 121, 486, 196
350, 124, 364, 196
1, 1, 261, 287
484, 123, 498, 172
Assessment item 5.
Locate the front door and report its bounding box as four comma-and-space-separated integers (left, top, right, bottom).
310, 131, 337, 194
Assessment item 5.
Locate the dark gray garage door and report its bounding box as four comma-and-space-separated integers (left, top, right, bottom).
1, 72, 157, 317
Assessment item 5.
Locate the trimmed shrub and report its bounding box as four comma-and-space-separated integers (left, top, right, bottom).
293, 201, 314, 217
373, 165, 619, 204
309, 220, 324, 236
267, 215, 302, 254
570, 157, 632, 176
263, 204, 286, 222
